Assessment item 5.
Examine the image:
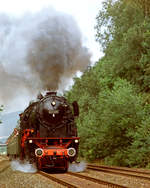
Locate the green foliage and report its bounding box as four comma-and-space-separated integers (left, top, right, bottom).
95, 0, 144, 50
96, 0, 150, 92
126, 115, 150, 167
68, 74, 147, 162
66, 0, 150, 167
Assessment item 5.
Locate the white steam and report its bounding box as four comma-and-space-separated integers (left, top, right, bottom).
11, 160, 37, 173
11, 160, 86, 173
68, 161, 87, 172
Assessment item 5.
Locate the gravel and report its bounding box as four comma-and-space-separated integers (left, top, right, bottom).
80, 169, 150, 188
0, 157, 65, 188
1, 156, 150, 188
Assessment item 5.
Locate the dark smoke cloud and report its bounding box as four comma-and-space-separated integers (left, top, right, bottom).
0, 8, 91, 107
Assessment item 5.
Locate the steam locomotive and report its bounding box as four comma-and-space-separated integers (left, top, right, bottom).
7, 92, 79, 171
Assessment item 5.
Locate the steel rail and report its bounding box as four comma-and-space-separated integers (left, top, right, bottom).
0, 160, 9, 173
39, 170, 128, 188
88, 165, 150, 181
0, 165, 9, 173
38, 171, 78, 188
68, 171, 128, 188
88, 164, 150, 175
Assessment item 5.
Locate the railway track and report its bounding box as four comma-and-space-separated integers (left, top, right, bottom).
0, 159, 9, 173
88, 164, 150, 181
38, 170, 128, 188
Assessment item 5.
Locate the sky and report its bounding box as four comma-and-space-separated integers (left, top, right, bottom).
0, 0, 103, 113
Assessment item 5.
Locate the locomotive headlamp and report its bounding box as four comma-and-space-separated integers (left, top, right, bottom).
51, 101, 56, 106
35, 148, 44, 157
29, 139, 33, 143
75, 139, 79, 143
67, 147, 76, 157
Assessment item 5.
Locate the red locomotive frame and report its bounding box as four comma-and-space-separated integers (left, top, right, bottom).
21, 129, 79, 170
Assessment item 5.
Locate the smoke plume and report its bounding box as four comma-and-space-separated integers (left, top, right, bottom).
0, 8, 91, 107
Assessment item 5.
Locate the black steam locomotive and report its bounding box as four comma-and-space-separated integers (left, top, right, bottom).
7, 92, 79, 171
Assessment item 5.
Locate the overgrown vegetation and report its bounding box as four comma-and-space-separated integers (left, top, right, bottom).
66, 0, 150, 168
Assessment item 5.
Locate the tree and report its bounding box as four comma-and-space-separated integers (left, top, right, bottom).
95, 0, 150, 92
67, 67, 149, 163
126, 115, 150, 167
129, 0, 150, 17
66, 0, 150, 167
